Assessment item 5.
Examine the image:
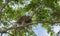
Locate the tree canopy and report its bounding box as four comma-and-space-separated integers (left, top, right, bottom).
0, 0, 60, 36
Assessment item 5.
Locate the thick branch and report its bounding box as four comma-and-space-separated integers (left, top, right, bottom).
0, 21, 60, 33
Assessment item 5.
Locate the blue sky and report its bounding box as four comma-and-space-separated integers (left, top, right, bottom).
32, 23, 60, 36
32, 23, 50, 36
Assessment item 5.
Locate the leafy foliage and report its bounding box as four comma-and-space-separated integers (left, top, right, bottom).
0, 0, 60, 36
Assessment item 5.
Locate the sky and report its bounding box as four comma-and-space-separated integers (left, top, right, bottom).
32, 23, 60, 36
52, 25, 60, 33
32, 23, 50, 36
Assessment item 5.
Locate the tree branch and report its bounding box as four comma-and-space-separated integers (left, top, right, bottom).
0, 20, 60, 33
